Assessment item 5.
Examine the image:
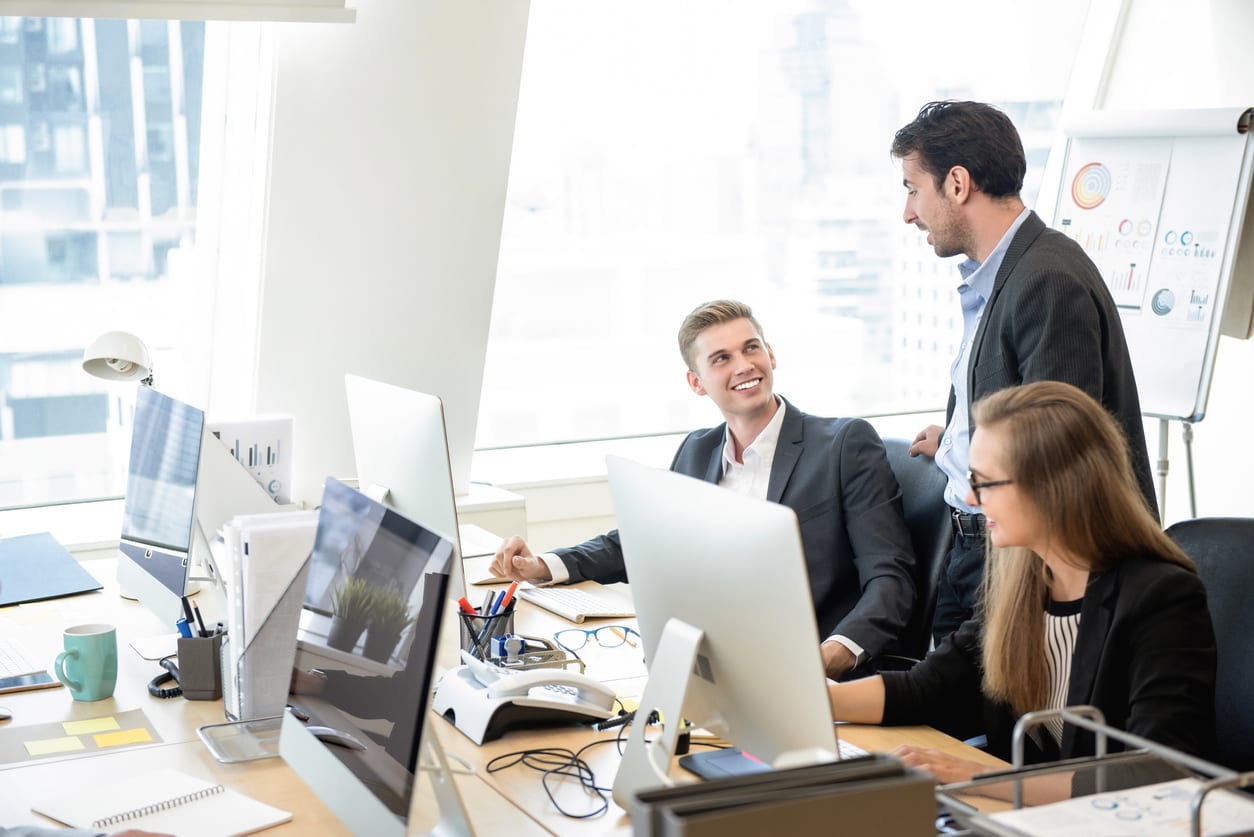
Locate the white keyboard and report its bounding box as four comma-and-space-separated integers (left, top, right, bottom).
837, 736, 870, 760
517, 586, 635, 623
0, 635, 59, 694
0, 636, 41, 679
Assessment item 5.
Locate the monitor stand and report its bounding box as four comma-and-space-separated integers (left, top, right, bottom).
612, 618, 706, 808
411, 715, 473, 837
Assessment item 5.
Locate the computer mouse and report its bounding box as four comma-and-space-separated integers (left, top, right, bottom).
0, 706, 11, 721
306, 724, 367, 750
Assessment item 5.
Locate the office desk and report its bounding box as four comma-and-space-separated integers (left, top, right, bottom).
1, 556, 1007, 835
0, 557, 540, 836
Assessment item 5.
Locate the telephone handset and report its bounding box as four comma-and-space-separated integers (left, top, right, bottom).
485, 667, 617, 713
432, 655, 619, 743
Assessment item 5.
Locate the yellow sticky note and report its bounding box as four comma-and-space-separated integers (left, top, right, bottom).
63, 717, 121, 735
94, 727, 153, 748
25, 737, 87, 756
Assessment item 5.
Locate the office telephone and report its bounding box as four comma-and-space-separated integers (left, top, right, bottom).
432, 651, 617, 744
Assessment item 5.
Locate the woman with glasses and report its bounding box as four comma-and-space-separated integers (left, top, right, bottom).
828, 381, 1216, 786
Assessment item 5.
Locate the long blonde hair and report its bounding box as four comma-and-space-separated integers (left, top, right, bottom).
975, 382, 1194, 715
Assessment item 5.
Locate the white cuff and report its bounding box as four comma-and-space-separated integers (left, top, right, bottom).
537, 552, 569, 584
828, 634, 865, 664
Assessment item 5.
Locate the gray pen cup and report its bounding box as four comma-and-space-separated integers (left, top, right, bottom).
177, 631, 225, 700
459, 610, 514, 660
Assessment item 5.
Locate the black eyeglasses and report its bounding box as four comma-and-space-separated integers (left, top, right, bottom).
554, 625, 640, 653
967, 471, 1013, 505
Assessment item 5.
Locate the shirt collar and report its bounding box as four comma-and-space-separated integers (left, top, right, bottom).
721, 395, 786, 474
956, 206, 1032, 301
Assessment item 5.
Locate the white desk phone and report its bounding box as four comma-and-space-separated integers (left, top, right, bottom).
431, 651, 617, 744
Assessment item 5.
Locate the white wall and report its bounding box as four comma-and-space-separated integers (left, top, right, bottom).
1104, 0, 1254, 523
254, 0, 529, 504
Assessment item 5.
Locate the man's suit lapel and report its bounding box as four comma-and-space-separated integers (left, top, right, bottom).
1060, 567, 1119, 754
766, 401, 803, 504
966, 210, 1047, 399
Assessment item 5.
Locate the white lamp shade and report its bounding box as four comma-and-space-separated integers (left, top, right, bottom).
82, 331, 153, 382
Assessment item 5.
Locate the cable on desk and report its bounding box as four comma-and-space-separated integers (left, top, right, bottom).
484, 712, 732, 820
486, 741, 620, 819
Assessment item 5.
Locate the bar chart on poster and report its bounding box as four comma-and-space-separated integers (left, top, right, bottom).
1051, 107, 1254, 421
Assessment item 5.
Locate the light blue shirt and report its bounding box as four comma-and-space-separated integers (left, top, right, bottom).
937, 208, 1032, 511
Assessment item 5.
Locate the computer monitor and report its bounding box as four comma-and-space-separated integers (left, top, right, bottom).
344, 373, 466, 601
117, 387, 283, 628
605, 455, 841, 806
116, 386, 206, 627
281, 477, 466, 836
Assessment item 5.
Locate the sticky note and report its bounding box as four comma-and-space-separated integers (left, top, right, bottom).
94, 727, 153, 748
63, 717, 121, 735
25, 737, 87, 756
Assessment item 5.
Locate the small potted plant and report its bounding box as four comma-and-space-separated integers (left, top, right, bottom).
363, 587, 413, 663
327, 576, 374, 652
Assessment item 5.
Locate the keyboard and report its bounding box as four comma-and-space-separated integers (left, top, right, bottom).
0, 635, 60, 694
517, 586, 635, 623
837, 736, 870, 760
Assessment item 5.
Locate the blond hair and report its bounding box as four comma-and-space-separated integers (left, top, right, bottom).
975, 382, 1194, 715
676, 300, 765, 371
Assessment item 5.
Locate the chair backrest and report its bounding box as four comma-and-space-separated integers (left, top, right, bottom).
881, 438, 952, 660
1164, 516, 1254, 772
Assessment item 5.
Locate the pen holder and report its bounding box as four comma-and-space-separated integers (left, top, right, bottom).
177, 631, 225, 700
459, 609, 515, 661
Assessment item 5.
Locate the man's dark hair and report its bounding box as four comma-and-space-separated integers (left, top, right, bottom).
891, 100, 1025, 199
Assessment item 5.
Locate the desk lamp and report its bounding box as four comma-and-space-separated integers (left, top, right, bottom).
82, 331, 153, 387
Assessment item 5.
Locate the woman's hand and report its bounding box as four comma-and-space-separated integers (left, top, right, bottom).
890, 744, 989, 785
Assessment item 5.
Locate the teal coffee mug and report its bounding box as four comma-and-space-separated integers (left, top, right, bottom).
54, 623, 118, 701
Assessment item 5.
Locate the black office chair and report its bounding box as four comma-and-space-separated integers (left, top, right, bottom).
880, 437, 952, 662
1165, 517, 1254, 772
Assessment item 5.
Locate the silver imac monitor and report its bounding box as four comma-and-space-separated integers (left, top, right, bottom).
282, 477, 464, 836
344, 373, 466, 601
116, 386, 205, 627
605, 455, 841, 806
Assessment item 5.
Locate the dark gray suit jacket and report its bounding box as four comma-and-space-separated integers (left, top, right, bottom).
554, 401, 917, 658
881, 553, 1217, 764
950, 210, 1157, 515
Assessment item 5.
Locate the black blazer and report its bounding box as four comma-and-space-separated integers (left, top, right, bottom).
949, 211, 1157, 516
880, 554, 1217, 764
553, 400, 917, 658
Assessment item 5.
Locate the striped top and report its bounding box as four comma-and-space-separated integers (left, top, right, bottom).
1042, 597, 1083, 745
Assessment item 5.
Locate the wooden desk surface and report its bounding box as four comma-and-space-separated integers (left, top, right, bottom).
1, 555, 1009, 835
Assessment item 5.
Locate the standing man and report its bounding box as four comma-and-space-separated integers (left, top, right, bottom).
894, 101, 1156, 644
490, 299, 916, 680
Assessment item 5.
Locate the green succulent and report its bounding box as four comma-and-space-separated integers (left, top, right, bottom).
368, 587, 414, 637
330, 576, 376, 621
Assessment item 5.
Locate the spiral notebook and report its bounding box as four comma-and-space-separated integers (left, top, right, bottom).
31, 767, 292, 836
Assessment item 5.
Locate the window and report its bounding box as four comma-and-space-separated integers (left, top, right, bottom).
0, 17, 210, 509
480, 0, 1090, 449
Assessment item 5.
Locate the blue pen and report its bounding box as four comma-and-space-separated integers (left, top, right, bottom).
488, 589, 507, 616
175, 617, 193, 638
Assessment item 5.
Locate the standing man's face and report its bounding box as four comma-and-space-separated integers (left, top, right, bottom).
685, 318, 777, 421
901, 154, 969, 260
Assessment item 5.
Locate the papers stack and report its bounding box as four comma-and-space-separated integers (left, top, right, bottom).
218, 510, 318, 721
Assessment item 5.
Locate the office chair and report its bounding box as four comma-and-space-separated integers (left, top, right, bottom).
1165, 517, 1254, 772
880, 437, 953, 662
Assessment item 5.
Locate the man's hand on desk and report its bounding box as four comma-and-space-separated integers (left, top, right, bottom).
891, 744, 988, 785
488, 536, 553, 583
820, 639, 857, 680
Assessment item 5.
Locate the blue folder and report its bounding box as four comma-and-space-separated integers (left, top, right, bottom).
0, 532, 103, 606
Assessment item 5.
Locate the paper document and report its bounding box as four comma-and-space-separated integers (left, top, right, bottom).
989, 777, 1254, 836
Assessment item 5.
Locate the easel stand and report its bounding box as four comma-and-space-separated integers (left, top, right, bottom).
1155, 418, 1199, 521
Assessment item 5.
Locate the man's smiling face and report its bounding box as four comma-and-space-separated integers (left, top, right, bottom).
685, 317, 777, 421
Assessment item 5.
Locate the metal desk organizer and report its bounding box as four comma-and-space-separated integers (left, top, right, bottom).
937, 706, 1254, 837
